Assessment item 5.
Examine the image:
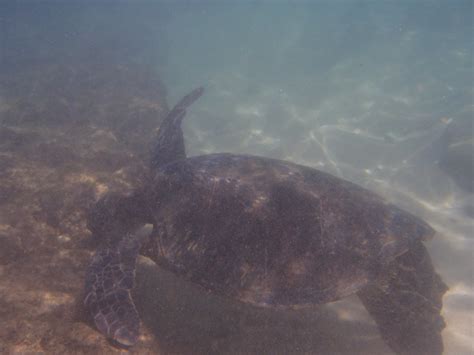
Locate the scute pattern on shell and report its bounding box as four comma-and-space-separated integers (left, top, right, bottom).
143, 153, 434, 307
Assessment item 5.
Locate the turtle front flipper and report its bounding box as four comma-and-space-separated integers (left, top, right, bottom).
358, 241, 448, 355
84, 233, 141, 347
151, 87, 204, 170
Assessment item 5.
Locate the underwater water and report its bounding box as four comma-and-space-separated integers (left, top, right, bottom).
0, 1, 472, 354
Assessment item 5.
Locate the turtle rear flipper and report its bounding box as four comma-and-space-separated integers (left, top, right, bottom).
151, 87, 204, 170
84, 234, 141, 347
358, 241, 448, 355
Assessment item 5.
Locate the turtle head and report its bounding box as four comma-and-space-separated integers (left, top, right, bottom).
87, 191, 149, 247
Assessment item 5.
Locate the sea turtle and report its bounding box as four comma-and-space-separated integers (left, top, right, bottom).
84, 88, 448, 354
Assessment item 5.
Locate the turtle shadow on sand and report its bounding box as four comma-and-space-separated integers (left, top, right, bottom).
134, 257, 392, 354
83, 87, 448, 355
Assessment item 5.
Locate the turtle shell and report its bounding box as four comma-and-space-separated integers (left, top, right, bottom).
140, 153, 434, 308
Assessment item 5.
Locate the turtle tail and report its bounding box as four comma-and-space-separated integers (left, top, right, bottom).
358, 240, 448, 355
83, 233, 141, 347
